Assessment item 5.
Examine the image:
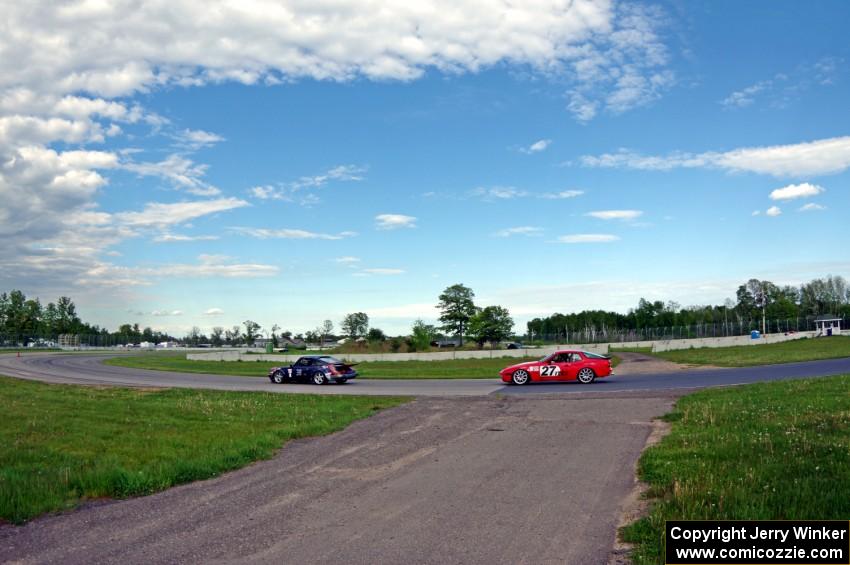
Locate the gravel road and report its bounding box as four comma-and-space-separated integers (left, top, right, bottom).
0, 393, 677, 564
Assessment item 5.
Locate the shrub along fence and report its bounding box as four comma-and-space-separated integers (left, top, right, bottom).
527, 317, 844, 345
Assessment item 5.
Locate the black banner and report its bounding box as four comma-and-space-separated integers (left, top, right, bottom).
666, 521, 850, 564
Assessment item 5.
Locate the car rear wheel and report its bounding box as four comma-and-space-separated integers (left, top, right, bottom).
577, 368, 596, 384
511, 369, 530, 385
312, 371, 328, 385
270, 371, 285, 384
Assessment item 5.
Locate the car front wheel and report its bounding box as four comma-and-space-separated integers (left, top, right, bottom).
270, 371, 285, 384
312, 371, 328, 385
577, 368, 596, 384
511, 369, 530, 385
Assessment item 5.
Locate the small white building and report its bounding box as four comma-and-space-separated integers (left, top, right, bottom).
814, 315, 842, 336
139, 341, 155, 349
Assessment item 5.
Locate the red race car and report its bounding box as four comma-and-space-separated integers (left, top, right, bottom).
500, 350, 613, 385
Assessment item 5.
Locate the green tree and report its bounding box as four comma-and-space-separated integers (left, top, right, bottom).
341, 312, 369, 338
242, 320, 261, 345
367, 327, 386, 342
210, 326, 224, 347
468, 306, 514, 347
437, 284, 477, 345
410, 319, 436, 350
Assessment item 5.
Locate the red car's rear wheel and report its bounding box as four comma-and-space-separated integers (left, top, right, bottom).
577, 368, 596, 384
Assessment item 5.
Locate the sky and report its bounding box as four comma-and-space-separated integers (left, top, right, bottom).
1, 0, 848, 337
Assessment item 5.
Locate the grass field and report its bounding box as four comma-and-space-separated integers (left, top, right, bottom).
0, 376, 406, 524
622, 374, 850, 564
104, 354, 540, 379
654, 335, 850, 366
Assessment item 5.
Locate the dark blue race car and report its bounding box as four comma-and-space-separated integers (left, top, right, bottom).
268, 355, 358, 385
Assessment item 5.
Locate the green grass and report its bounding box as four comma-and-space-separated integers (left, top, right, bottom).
622, 374, 850, 564
104, 354, 540, 379
654, 335, 850, 366
0, 376, 406, 524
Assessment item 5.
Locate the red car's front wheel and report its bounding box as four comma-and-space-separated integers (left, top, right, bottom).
511, 369, 530, 385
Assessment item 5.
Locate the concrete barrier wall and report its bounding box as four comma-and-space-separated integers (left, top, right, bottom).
185, 333, 815, 362
651, 331, 815, 352
187, 343, 609, 363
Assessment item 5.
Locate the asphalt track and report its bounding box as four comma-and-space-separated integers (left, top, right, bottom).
2, 352, 850, 396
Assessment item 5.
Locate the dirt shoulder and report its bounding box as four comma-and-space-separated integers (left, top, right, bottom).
614, 351, 723, 374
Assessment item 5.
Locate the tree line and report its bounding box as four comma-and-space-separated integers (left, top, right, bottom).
0, 290, 178, 346
526, 275, 850, 339
4, 275, 847, 348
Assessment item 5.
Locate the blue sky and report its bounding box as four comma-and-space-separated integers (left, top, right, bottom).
1, 0, 848, 336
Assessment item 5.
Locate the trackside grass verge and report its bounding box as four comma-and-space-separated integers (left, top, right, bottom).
622, 374, 850, 564
104, 354, 540, 379
0, 376, 407, 524
653, 335, 850, 367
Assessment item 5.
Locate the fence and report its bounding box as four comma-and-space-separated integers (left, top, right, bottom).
525, 317, 846, 345
0, 333, 166, 348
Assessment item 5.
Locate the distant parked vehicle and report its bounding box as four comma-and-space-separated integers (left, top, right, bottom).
505, 342, 524, 349
500, 350, 613, 385
268, 355, 358, 385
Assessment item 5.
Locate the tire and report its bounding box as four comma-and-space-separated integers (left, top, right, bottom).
312, 371, 328, 385
270, 371, 285, 384
511, 369, 530, 385
577, 367, 596, 384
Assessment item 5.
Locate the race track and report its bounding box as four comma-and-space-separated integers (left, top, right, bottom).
2, 352, 850, 396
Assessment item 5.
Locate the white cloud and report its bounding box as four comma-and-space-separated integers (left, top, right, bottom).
247, 165, 367, 203
719, 59, 842, 110
540, 190, 585, 199
1, 1, 667, 101
799, 203, 826, 212
473, 187, 584, 201
472, 186, 527, 200
153, 233, 220, 243
565, 4, 675, 122
557, 234, 620, 243
335, 256, 361, 264
231, 227, 356, 240
152, 309, 183, 317
581, 136, 850, 177
520, 139, 551, 154
751, 210, 761, 216
375, 214, 417, 230
117, 198, 249, 227
122, 154, 220, 196
174, 128, 225, 148
766, 206, 782, 217
203, 308, 225, 316
493, 226, 544, 238
585, 209, 643, 220
769, 182, 825, 201
720, 79, 773, 108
